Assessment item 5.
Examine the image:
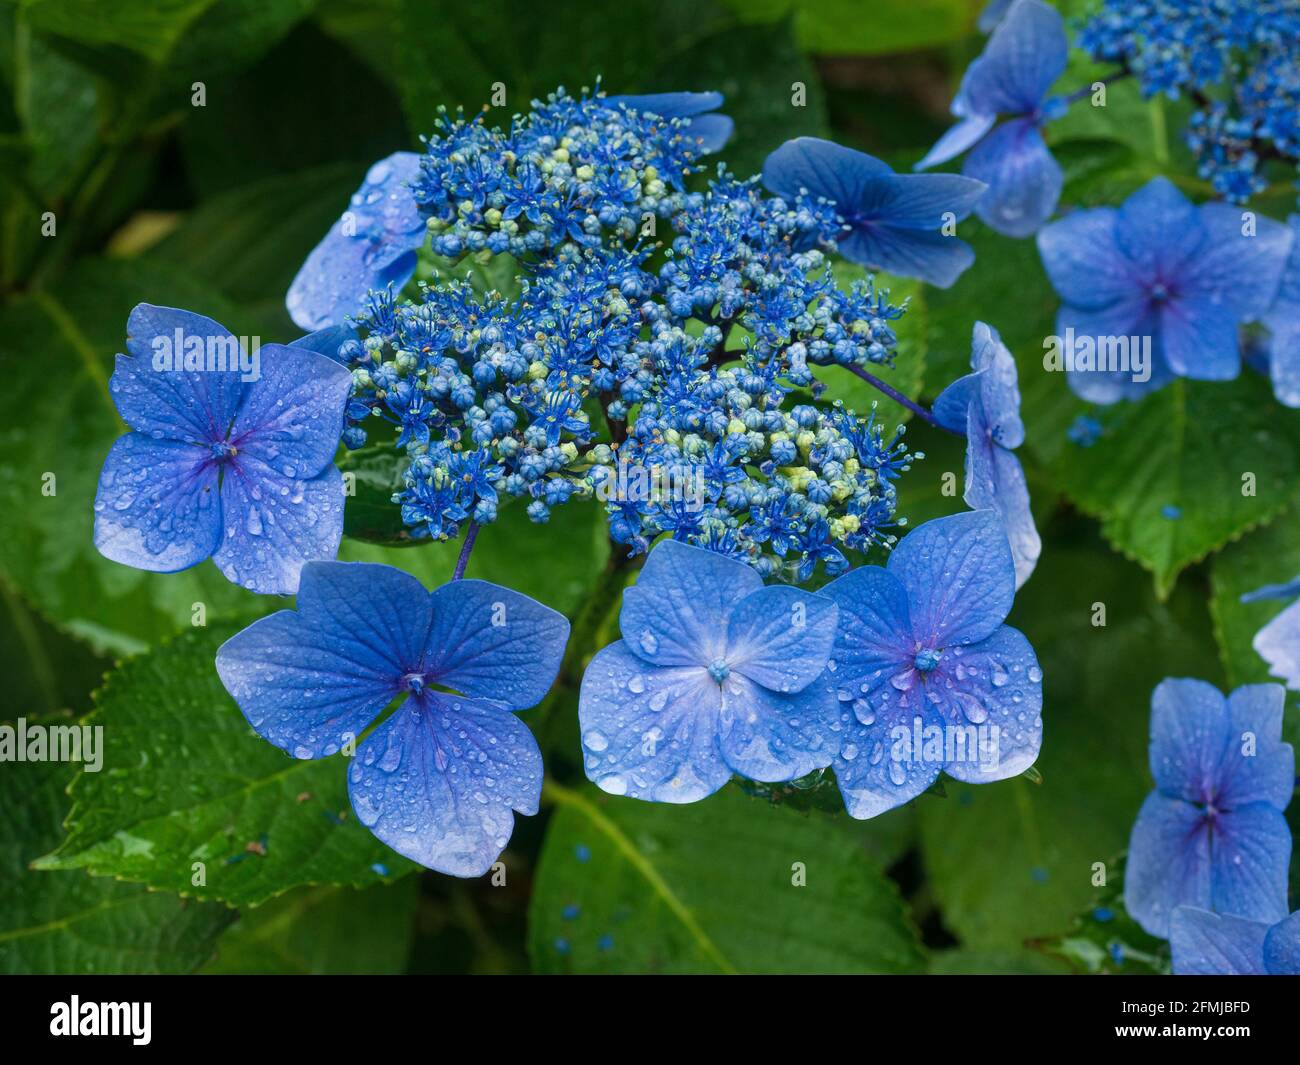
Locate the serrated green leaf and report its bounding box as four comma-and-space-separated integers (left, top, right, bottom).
0, 257, 281, 655
200, 879, 419, 974
38, 624, 416, 906
918, 527, 1223, 950
1053, 376, 1300, 597
0, 749, 234, 974
528, 782, 925, 973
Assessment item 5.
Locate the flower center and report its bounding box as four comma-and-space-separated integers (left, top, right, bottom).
403, 672, 426, 694
913, 648, 942, 673
210, 440, 238, 461
707, 659, 730, 683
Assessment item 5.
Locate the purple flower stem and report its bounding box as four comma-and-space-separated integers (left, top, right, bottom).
452, 521, 480, 580
843, 364, 964, 437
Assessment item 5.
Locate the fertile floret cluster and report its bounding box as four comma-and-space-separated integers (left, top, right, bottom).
336, 89, 921, 581
1079, 0, 1300, 202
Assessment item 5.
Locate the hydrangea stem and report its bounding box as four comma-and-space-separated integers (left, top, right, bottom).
452, 521, 479, 580
843, 364, 964, 437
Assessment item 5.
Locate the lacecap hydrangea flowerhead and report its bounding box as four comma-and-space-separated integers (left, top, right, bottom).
916, 0, 1069, 238
1125, 678, 1294, 939
93, 304, 352, 594
216, 561, 569, 876
297, 86, 984, 580
1037, 176, 1293, 404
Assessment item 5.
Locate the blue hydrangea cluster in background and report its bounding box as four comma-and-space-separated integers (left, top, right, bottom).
322, 88, 985, 580
1080, 0, 1300, 203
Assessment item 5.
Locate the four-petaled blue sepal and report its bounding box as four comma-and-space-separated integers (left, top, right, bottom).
215, 561, 570, 876
604, 91, 733, 153
287, 152, 427, 331
761, 136, 987, 288
916, 0, 1069, 238
1170, 906, 1300, 976
820, 509, 1043, 819
933, 321, 1040, 588
1124, 679, 1294, 939
93, 304, 352, 595
1037, 176, 1294, 404
578, 539, 841, 802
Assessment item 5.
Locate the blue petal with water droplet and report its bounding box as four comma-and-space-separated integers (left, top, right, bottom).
419, 579, 569, 711
93, 435, 222, 572
578, 640, 730, 804
724, 584, 838, 694
348, 691, 542, 877
287, 151, 426, 331
620, 538, 763, 668
212, 459, 343, 595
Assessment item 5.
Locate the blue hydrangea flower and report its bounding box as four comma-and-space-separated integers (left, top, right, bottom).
1170, 906, 1300, 976
1242, 576, 1300, 690
94, 304, 352, 594
216, 561, 569, 876
604, 91, 733, 153
1261, 214, 1300, 407
578, 539, 840, 802
1125, 679, 1294, 939
819, 509, 1043, 819
1036, 177, 1293, 403
287, 152, 426, 331
916, 0, 1068, 238
761, 136, 987, 288
933, 321, 1040, 588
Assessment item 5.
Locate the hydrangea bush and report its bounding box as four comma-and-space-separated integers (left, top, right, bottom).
4, 0, 1299, 982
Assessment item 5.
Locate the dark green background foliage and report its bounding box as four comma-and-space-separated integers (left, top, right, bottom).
0, 0, 1294, 975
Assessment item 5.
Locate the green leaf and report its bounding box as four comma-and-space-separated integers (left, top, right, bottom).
37, 624, 416, 906
1052, 375, 1300, 597
0, 581, 108, 718
342, 496, 613, 618
718, 0, 971, 55
917, 526, 1223, 950
150, 163, 364, 337
528, 782, 924, 973
0, 257, 278, 655
23, 0, 217, 63
179, 20, 407, 198
337, 442, 419, 547
201, 879, 419, 974
1209, 505, 1300, 689
0, 749, 234, 974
